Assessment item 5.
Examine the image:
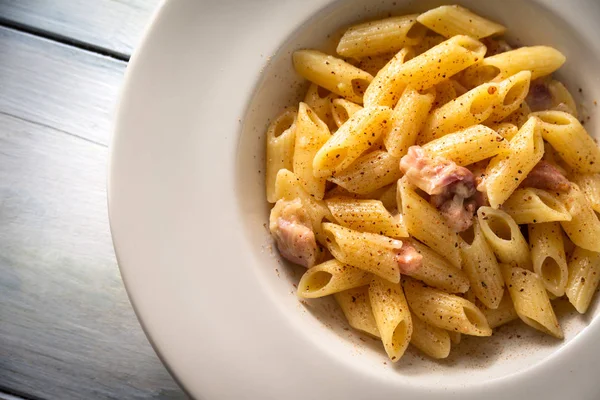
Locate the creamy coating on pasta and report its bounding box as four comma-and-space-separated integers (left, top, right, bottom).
264, 4, 600, 363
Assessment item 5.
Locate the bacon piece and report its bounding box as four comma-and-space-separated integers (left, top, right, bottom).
269, 198, 318, 267
526, 78, 553, 112
520, 160, 571, 192
395, 242, 422, 274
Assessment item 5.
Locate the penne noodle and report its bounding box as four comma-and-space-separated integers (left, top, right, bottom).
531, 111, 600, 173
404, 278, 492, 336
293, 49, 373, 103
491, 122, 519, 140
482, 290, 519, 329
477, 207, 532, 270
328, 150, 402, 195
326, 197, 408, 238
334, 286, 380, 337
337, 15, 426, 58
331, 98, 363, 128
369, 276, 413, 361
293, 103, 331, 199
313, 106, 392, 177
558, 184, 600, 252
410, 312, 451, 359
364, 35, 487, 107
571, 173, 600, 213
565, 247, 600, 313
501, 188, 571, 224
422, 124, 509, 166
460, 221, 505, 309
485, 70, 532, 124
297, 259, 372, 298
417, 5, 506, 39
501, 264, 563, 339
265, 108, 297, 203
303, 83, 339, 131
502, 101, 531, 128
529, 223, 569, 296
547, 80, 578, 118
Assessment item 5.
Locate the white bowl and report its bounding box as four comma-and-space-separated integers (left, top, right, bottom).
109, 0, 600, 398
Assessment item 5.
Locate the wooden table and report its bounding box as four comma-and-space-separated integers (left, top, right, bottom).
0, 1, 188, 398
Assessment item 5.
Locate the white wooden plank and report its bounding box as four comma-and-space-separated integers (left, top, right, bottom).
0, 0, 161, 58
0, 113, 186, 400
0, 26, 123, 146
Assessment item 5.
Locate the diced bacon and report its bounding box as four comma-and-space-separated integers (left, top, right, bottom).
269, 198, 318, 268
526, 79, 553, 112
520, 160, 571, 192
400, 146, 478, 232
482, 38, 514, 56
395, 241, 422, 274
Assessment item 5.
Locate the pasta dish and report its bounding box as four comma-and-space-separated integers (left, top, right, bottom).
264, 4, 600, 362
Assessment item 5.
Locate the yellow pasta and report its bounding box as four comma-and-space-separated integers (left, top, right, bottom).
460, 221, 504, 309
337, 15, 426, 58
385, 86, 435, 157
326, 197, 407, 238
481, 290, 519, 329
501, 264, 563, 338
422, 124, 508, 166
328, 150, 402, 195
565, 247, 600, 313
303, 83, 339, 131
404, 278, 491, 336
486, 70, 532, 124
398, 179, 462, 269
532, 111, 600, 173
483, 116, 544, 208
265, 108, 297, 203
477, 207, 532, 270
571, 173, 600, 213
410, 312, 451, 359
322, 223, 403, 283
529, 223, 569, 296
502, 101, 531, 128
331, 98, 363, 128
364, 35, 486, 107
293, 103, 331, 199
501, 188, 571, 224
293, 49, 373, 103
313, 106, 392, 177
417, 5, 506, 39
334, 286, 380, 337
406, 240, 470, 293
297, 259, 372, 298
369, 276, 413, 361
491, 122, 519, 140
558, 184, 600, 252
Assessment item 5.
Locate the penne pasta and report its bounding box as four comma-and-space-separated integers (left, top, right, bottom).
398, 178, 462, 269
303, 83, 339, 131
565, 247, 600, 313
385, 86, 435, 157
483, 116, 544, 208
417, 5, 506, 39
404, 278, 492, 336
485, 70, 532, 124
531, 111, 600, 173
265, 108, 297, 203
501, 188, 571, 224
463, 46, 566, 85
529, 223, 569, 296
410, 312, 451, 359
328, 150, 402, 195
406, 239, 470, 293
571, 173, 600, 213
334, 286, 381, 337
337, 15, 426, 58
297, 259, 372, 298
369, 276, 413, 361
313, 106, 392, 177
420, 81, 500, 142
482, 290, 519, 329
322, 223, 403, 283
293, 103, 331, 199
460, 221, 505, 309
477, 207, 532, 270
422, 124, 509, 166
547, 80, 578, 117
326, 197, 408, 238
331, 98, 363, 128
501, 264, 563, 338
558, 184, 600, 252
432, 79, 457, 109
293, 49, 374, 103
364, 35, 487, 108
491, 122, 519, 140
502, 100, 531, 128
448, 330, 461, 345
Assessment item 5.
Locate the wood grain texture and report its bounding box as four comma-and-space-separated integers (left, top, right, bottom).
0, 29, 186, 399
0, 0, 161, 58
0, 27, 124, 146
